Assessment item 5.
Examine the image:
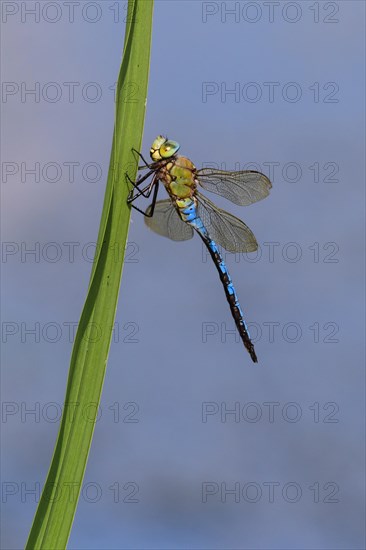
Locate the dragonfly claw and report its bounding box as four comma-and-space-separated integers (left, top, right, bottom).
125, 172, 134, 185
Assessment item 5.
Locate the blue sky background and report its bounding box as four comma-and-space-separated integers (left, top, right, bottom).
1, 1, 365, 548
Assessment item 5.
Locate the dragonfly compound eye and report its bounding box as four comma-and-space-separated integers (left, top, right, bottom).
160, 140, 180, 159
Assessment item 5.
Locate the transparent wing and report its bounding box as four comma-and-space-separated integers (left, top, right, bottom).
145, 199, 194, 242
197, 168, 272, 206
196, 192, 258, 253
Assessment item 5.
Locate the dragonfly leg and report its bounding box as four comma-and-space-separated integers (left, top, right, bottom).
126, 170, 156, 202
127, 181, 151, 203
131, 148, 150, 168
144, 179, 159, 217
127, 174, 158, 204
128, 179, 159, 217
129, 203, 151, 216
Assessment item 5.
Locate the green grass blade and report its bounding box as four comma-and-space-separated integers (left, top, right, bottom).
25, 1, 154, 548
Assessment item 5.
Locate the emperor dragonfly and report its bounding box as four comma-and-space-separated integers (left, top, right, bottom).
127, 136, 272, 362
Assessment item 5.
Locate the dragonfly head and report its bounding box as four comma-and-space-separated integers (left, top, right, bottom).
150, 135, 180, 161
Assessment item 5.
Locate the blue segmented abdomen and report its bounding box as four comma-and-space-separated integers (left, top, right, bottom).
176, 197, 258, 363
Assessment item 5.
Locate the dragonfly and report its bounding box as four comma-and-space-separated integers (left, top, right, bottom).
127, 136, 272, 362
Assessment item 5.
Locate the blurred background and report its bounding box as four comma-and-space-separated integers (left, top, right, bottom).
1, 1, 365, 548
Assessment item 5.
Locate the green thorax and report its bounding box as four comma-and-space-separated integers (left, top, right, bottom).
162, 156, 197, 199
